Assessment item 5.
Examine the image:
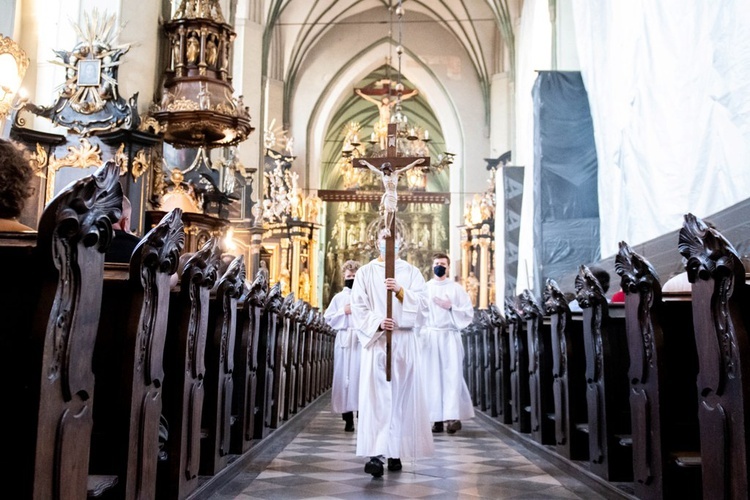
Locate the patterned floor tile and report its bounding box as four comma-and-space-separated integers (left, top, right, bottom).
208, 396, 615, 500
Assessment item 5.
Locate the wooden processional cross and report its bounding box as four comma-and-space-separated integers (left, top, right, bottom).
355, 123, 430, 381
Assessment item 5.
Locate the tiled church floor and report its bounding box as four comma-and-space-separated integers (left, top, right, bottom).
207, 396, 622, 500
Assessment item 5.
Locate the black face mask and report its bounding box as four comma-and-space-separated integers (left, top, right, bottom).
344, 278, 355, 289
433, 265, 447, 278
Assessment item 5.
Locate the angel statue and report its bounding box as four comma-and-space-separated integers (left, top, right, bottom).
358, 158, 425, 236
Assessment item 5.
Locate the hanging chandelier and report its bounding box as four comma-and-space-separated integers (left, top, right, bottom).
342, 1, 453, 184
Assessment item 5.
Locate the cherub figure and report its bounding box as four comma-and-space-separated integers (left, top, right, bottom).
358, 158, 425, 236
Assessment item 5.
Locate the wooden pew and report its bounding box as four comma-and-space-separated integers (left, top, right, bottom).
159, 239, 221, 500
283, 298, 305, 420
296, 302, 311, 409
270, 293, 295, 428
90, 209, 185, 500
1, 162, 122, 499
505, 296, 531, 433
679, 213, 750, 499
543, 278, 589, 461
575, 265, 633, 482
201, 255, 245, 475
231, 270, 266, 454
254, 282, 282, 439
478, 309, 493, 412
615, 241, 701, 499
488, 304, 512, 424
520, 289, 555, 445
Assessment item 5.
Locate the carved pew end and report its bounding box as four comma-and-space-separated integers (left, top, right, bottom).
672, 452, 702, 468
87, 475, 119, 498
617, 435, 632, 448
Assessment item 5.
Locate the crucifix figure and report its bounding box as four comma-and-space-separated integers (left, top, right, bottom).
354, 123, 429, 381
358, 158, 425, 237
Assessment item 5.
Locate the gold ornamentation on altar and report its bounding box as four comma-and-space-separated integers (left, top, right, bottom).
30, 143, 48, 178
131, 149, 150, 180
160, 168, 203, 214
45, 138, 104, 204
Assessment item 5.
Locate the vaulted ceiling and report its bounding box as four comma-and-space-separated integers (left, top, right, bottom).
250, 0, 518, 191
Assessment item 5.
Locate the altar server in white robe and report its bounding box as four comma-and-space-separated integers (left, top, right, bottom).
351, 231, 433, 477
422, 252, 475, 434
324, 260, 361, 432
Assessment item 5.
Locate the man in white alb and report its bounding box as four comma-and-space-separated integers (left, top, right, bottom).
421, 252, 475, 434
350, 231, 433, 477
323, 260, 361, 432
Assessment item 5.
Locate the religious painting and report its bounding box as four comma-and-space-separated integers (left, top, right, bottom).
76, 59, 101, 87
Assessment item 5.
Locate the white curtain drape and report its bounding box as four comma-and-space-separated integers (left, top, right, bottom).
572, 0, 750, 257
514, 0, 551, 292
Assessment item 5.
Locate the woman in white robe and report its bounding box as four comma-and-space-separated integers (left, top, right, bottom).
421, 252, 475, 434
350, 235, 433, 477
323, 260, 361, 432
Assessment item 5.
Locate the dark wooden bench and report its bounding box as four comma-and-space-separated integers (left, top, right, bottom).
679, 213, 750, 499
231, 270, 266, 454
1, 162, 122, 499
488, 304, 512, 424
520, 289, 555, 445
615, 240, 702, 499
159, 239, 221, 499
543, 278, 589, 460
90, 208, 185, 499
201, 255, 245, 475
254, 282, 282, 439
270, 293, 295, 428
575, 265, 633, 482
296, 302, 312, 409
505, 296, 531, 433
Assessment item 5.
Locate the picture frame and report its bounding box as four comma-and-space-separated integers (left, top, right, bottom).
77, 59, 101, 87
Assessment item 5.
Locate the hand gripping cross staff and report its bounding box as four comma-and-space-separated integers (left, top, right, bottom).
356, 154, 426, 381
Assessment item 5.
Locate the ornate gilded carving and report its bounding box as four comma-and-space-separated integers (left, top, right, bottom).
45, 138, 104, 204
24, 10, 138, 135
155, 0, 253, 147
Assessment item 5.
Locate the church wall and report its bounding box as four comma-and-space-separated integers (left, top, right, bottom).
232, 13, 264, 195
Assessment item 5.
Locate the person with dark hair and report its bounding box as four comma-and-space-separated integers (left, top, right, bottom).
421, 252, 475, 434
324, 259, 362, 432
0, 139, 34, 232
105, 195, 142, 263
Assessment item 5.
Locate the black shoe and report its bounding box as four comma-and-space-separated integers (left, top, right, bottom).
365, 457, 384, 477
343, 412, 354, 432
387, 458, 402, 471
446, 420, 462, 434
431, 421, 444, 433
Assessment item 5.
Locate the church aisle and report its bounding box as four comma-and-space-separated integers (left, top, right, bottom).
207, 396, 615, 500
